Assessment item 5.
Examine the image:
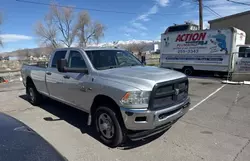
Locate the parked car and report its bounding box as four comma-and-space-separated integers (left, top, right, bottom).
0, 112, 67, 161
21, 48, 190, 147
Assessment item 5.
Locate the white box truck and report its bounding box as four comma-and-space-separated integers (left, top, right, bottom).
160, 27, 250, 80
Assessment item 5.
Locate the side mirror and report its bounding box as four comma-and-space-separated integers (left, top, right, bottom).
57, 59, 67, 72
57, 59, 89, 74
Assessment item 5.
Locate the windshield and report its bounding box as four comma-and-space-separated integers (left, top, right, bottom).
85, 50, 142, 70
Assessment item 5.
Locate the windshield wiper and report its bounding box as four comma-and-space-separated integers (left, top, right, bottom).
130, 64, 142, 66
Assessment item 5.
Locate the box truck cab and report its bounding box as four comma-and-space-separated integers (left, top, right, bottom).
160, 26, 250, 81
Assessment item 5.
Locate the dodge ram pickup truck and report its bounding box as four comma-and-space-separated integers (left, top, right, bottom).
21, 48, 190, 147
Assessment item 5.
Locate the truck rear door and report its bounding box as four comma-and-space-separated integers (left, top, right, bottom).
46, 50, 68, 100
235, 47, 250, 73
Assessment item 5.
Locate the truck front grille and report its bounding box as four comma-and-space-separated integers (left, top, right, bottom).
149, 78, 188, 110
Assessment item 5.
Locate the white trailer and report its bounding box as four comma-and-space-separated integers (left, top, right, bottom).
160, 27, 250, 80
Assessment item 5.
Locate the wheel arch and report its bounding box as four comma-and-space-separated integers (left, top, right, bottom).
90, 94, 125, 127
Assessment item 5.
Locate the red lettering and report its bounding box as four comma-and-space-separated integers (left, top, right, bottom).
176, 34, 182, 42
192, 33, 199, 41
185, 34, 190, 41
181, 34, 186, 41
199, 32, 206, 41
188, 33, 193, 41
176, 32, 207, 42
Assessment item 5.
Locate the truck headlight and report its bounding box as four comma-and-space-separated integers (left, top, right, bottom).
120, 91, 150, 105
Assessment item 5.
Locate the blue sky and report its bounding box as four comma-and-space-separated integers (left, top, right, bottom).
0, 0, 249, 53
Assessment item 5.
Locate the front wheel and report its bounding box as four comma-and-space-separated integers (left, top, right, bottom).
94, 106, 125, 147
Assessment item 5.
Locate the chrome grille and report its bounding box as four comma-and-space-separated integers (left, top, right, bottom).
149, 78, 188, 110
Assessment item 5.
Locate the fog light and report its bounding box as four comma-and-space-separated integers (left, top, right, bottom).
135, 116, 147, 122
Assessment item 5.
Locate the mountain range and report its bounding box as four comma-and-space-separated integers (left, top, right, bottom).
0, 40, 161, 58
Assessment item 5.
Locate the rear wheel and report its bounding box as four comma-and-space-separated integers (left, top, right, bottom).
27, 84, 42, 106
182, 67, 193, 76
94, 106, 125, 147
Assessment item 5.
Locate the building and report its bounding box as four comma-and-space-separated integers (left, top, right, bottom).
208, 10, 250, 44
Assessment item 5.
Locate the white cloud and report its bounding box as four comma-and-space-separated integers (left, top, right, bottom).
122, 0, 170, 36
179, 1, 191, 8
135, 0, 170, 22
131, 22, 148, 31
136, 5, 158, 22
155, 0, 170, 7
0, 34, 32, 42
149, 5, 159, 14
121, 26, 138, 33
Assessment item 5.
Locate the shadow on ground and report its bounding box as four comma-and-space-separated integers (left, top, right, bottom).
19, 95, 166, 150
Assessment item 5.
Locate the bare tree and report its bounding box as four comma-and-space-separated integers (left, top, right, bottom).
134, 42, 147, 53
49, 4, 77, 47
123, 44, 135, 53
124, 42, 147, 54
35, 5, 105, 48
35, 4, 76, 48
35, 15, 58, 49
76, 11, 105, 47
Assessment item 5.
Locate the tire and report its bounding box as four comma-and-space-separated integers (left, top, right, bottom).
27, 84, 42, 106
183, 67, 193, 76
94, 106, 125, 147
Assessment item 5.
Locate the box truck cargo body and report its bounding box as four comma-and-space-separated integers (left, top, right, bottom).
160, 27, 250, 78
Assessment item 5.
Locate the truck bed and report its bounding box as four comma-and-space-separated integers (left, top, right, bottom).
21, 63, 48, 95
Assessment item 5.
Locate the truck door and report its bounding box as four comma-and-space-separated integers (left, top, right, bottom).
62, 49, 93, 112
235, 47, 250, 73
46, 50, 68, 101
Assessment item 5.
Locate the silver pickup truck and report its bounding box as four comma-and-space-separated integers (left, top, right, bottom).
21, 48, 190, 147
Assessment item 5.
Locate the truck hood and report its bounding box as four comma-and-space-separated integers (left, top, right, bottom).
98, 66, 186, 90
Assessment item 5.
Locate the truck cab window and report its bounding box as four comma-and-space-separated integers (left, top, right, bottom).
68, 51, 87, 68
51, 51, 67, 68
239, 47, 250, 58
85, 50, 141, 70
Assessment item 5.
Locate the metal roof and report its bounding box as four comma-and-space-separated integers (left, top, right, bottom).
208, 10, 250, 23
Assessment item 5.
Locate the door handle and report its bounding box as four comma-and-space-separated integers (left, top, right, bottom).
46, 72, 52, 75
63, 75, 70, 79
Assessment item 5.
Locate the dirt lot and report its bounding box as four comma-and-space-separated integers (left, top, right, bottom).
0, 78, 250, 161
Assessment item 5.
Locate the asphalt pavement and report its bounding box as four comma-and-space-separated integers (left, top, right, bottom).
0, 78, 249, 161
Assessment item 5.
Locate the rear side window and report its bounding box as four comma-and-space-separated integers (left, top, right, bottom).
51, 51, 67, 68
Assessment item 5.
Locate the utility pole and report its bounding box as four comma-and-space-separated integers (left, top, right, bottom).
198, 0, 203, 30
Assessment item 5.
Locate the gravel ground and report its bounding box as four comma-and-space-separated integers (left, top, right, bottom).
0, 78, 250, 161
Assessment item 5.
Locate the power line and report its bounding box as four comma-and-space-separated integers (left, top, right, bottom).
15, 0, 191, 16
181, 0, 221, 17
226, 0, 250, 6
193, 0, 222, 17
203, 5, 222, 17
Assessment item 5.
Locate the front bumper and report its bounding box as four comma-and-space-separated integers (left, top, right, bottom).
120, 97, 190, 132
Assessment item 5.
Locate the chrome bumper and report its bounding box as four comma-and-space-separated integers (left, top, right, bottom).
120, 97, 190, 131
